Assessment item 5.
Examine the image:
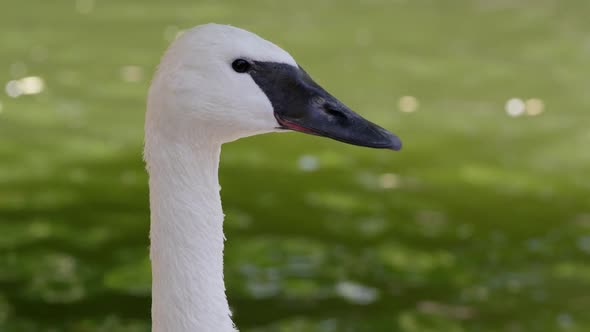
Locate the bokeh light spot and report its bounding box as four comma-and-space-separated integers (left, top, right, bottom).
577, 236, 590, 255
505, 98, 525, 117
6, 76, 46, 97
399, 95, 418, 113
525, 98, 545, 116
120, 65, 144, 83
556, 313, 575, 329
18, 76, 45, 95
5, 80, 22, 98
298, 155, 319, 172
379, 173, 400, 189
335, 281, 379, 305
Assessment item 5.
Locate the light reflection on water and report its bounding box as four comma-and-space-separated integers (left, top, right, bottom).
29, 253, 85, 303
298, 154, 319, 172
120, 66, 144, 83
506, 97, 545, 117
398, 95, 419, 113
505, 98, 526, 117
335, 280, 379, 305
5, 76, 45, 97
525, 98, 544, 116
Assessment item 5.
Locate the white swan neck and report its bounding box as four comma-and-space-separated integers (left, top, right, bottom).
146, 137, 236, 332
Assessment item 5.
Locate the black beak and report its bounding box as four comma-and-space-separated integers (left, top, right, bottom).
249, 62, 402, 151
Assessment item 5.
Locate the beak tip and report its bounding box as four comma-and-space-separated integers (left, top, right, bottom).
389, 143, 402, 151
386, 134, 403, 151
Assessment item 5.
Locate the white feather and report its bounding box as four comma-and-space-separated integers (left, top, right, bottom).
145, 24, 296, 332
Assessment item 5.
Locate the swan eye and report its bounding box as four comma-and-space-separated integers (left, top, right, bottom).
232, 59, 251, 73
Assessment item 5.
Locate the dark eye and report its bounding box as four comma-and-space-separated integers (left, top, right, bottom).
232, 59, 251, 73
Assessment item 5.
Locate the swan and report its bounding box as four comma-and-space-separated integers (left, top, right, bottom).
144, 23, 402, 332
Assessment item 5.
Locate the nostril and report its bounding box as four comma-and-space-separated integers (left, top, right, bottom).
323, 103, 348, 120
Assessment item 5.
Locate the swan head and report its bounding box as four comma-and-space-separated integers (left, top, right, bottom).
147, 23, 402, 150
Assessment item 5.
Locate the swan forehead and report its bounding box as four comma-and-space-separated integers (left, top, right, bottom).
181, 23, 297, 67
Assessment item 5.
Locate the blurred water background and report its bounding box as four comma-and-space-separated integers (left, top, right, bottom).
1, 0, 589, 331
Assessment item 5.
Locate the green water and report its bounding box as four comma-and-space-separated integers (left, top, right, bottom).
1, 1, 589, 331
